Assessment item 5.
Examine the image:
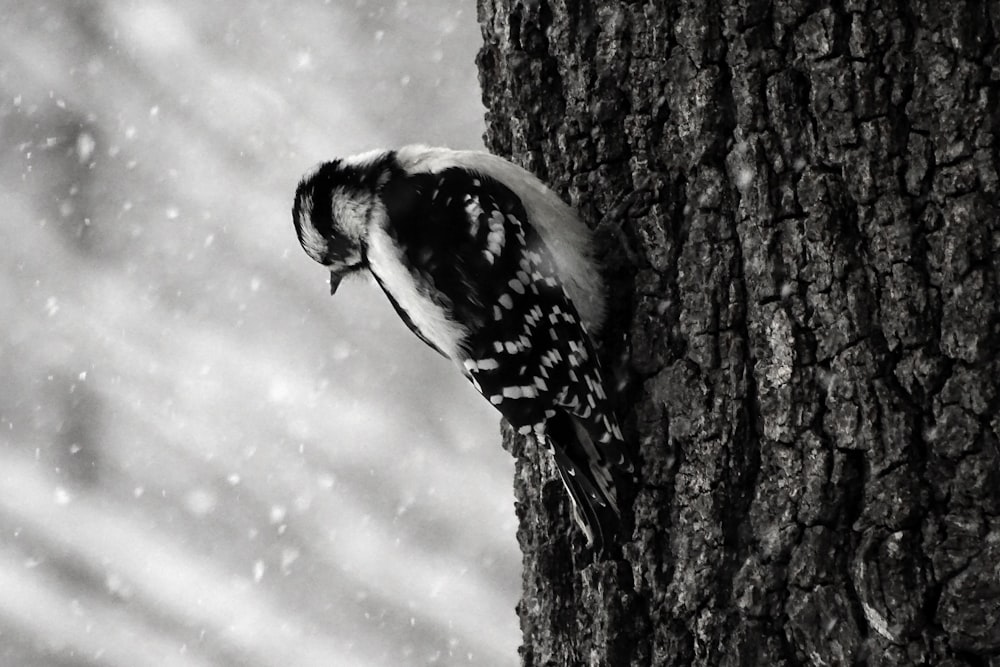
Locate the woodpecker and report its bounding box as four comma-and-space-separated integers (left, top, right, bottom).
292, 145, 632, 549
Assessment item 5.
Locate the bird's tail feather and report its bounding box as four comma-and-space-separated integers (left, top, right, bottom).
545, 412, 632, 550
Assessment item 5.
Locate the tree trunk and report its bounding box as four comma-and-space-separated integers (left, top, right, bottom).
476, 1, 1000, 665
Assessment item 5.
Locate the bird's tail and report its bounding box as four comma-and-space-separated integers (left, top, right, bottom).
545, 411, 634, 551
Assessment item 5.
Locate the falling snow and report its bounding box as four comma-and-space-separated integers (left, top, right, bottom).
184, 488, 217, 516
269, 505, 287, 524
76, 132, 96, 163
1, 2, 517, 666
53, 486, 72, 505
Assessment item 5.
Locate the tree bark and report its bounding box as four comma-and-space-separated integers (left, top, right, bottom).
476, 1, 1000, 665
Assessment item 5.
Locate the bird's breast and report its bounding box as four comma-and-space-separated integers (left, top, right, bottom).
366, 223, 468, 362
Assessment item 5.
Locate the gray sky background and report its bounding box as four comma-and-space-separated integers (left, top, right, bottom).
0, 3, 521, 665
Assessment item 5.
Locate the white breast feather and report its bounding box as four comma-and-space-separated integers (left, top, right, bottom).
365, 203, 468, 362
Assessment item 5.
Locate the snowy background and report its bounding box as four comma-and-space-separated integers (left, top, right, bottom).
0, 2, 521, 665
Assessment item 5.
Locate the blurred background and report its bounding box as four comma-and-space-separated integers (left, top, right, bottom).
0, 2, 521, 665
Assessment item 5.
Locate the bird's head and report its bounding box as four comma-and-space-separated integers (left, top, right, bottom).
292, 151, 394, 294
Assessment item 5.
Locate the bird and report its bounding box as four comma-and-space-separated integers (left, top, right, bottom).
291, 145, 633, 549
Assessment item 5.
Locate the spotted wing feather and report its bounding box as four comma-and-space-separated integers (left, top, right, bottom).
379, 167, 631, 547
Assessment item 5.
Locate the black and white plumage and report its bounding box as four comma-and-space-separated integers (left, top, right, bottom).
292, 145, 633, 549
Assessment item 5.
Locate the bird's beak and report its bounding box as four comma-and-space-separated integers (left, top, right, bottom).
329, 272, 344, 295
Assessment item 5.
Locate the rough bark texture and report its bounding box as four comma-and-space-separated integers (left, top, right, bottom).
476, 1, 1000, 665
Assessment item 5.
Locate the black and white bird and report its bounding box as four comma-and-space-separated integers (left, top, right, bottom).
291, 145, 633, 549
